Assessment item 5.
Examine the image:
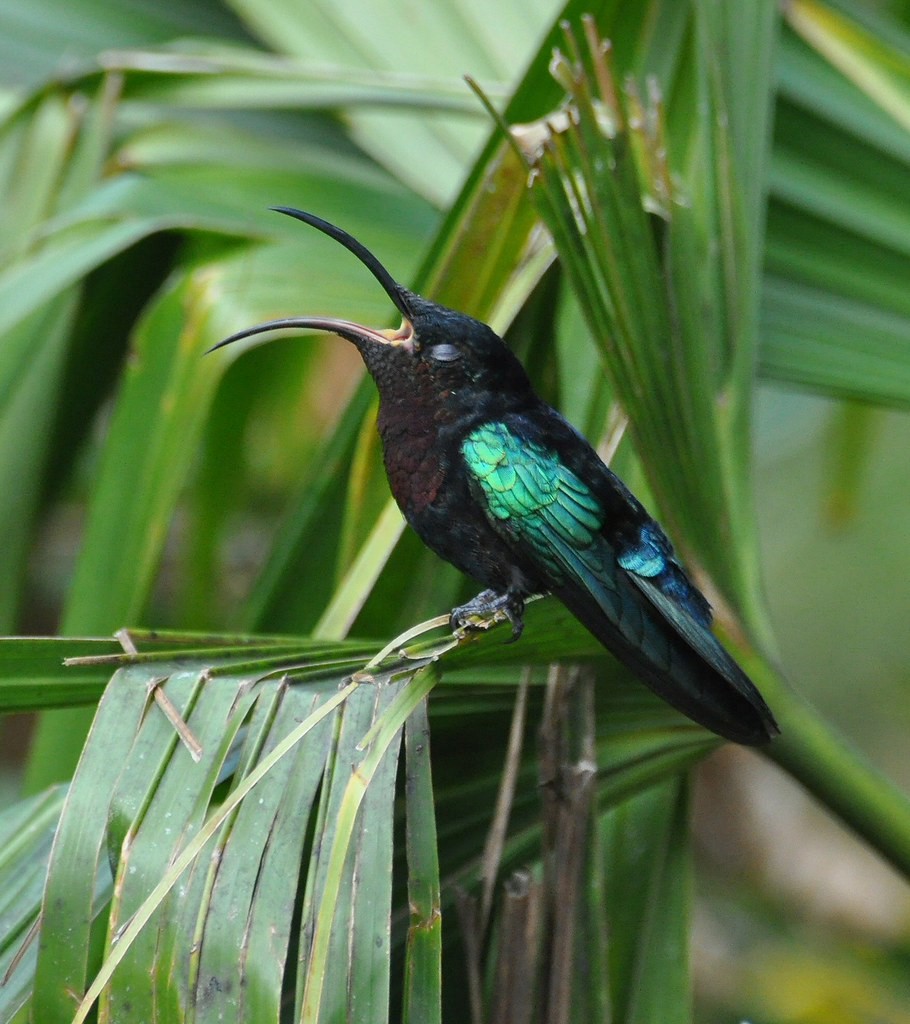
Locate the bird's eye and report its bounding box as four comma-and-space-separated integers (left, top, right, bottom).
427, 343, 461, 362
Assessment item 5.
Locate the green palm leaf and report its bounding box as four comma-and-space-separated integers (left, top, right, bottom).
0, 0, 909, 1020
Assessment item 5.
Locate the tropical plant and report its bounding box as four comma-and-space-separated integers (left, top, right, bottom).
1, 0, 909, 1021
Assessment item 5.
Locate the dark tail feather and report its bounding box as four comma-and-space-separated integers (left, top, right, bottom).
554, 575, 779, 745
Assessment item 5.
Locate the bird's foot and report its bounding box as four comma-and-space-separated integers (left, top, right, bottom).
450, 589, 525, 642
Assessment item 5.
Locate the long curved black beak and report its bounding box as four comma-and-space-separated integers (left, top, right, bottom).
206, 208, 414, 355
273, 208, 413, 319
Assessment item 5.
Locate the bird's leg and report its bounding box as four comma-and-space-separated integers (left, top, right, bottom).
450, 589, 525, 642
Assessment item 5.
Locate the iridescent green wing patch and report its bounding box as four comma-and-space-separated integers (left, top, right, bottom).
462, 421, 605, 579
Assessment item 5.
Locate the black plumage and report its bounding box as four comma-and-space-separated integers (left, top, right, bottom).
211, 208, 778, 745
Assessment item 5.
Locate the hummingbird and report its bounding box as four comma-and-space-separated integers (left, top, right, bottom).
211, 208, 778, 745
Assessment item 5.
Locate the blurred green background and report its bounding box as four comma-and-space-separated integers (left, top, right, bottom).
1, 0, 910, 1020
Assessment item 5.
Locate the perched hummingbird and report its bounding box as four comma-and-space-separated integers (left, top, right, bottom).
212, 208, 778, 745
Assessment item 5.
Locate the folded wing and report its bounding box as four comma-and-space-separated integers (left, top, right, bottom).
462, 421, 778, 744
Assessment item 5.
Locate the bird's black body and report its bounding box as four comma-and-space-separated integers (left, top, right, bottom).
211, 208, 778, 745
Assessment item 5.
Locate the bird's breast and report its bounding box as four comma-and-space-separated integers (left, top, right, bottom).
377, 410, 451, 518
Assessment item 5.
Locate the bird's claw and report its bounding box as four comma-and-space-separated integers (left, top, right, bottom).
450, 590, 525, 643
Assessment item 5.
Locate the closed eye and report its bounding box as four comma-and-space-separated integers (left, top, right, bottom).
427, 343, 461, 362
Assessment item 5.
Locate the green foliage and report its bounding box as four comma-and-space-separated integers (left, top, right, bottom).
1, 0, 909, 1021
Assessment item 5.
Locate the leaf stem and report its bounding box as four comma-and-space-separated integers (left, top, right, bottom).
765, 674, 910, 878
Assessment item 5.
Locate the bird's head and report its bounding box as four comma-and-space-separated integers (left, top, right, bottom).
209, 208, 534, 411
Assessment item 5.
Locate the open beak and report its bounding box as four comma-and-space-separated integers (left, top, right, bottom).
206, 207, 415, 355
206, 316, 413, 353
